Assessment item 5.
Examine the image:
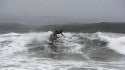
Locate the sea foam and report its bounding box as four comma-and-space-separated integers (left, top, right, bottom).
97, 32, 125, 55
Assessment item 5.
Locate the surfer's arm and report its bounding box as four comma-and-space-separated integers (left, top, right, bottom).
61, 33, 65, 37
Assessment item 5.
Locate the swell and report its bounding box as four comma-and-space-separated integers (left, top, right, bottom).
35, 22, 125, 33
1, 22, 125, 33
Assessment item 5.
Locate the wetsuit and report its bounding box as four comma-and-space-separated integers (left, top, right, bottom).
53, 30, 62, 34
49, 29, 64, 45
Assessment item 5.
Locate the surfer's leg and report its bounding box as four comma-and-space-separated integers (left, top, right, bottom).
49, 34, 58, 45
51, 37, 57, 44
50, 39, 54, 45
49, 34, 54, 44
49, 38, 55, 45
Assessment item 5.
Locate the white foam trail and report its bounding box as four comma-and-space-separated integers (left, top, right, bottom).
0, 31, 84, 56
97, 32, 125, 55
60, 33, 83, 53
3, 31, 125, 56
0, 33, 30, 56
0, 32, 52, 55
1, 32, 124, 70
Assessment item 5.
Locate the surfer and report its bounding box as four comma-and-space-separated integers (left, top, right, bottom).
49, 29, 65, 45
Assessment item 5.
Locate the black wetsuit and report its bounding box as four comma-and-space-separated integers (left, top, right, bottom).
49, 29, 63, 45
54, 30, 62, 34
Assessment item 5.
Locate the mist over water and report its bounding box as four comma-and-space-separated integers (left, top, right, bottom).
0, 0, 125, 22
0, 0, 125, 70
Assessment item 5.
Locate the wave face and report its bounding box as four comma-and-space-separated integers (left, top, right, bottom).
1, 31, 125, 70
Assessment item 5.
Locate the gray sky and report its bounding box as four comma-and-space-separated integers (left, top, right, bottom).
0, 0, 125, 22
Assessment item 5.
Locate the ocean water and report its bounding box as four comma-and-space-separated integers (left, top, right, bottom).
1, 24, 125, 70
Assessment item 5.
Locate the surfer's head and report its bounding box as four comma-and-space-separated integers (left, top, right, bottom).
60, 29, 64, 32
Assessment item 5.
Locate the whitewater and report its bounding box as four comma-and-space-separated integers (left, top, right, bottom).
1, 31, 125, 70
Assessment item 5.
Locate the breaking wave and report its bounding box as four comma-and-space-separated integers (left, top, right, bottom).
0, 31, 125, 61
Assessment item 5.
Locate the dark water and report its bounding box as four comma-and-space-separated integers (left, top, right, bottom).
35, 22, 125, 33
1, 22, 125, 33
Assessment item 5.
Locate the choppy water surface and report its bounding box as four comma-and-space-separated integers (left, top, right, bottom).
1, 32, 125, 70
